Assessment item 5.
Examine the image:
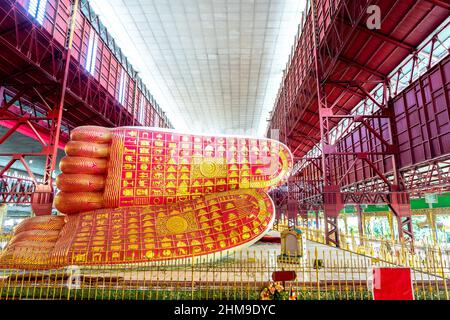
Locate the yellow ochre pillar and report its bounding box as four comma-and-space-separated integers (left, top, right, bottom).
356, 205, 365, 246
343, 215, 348, 234
388, 211, 395, 242
427, 209, 438, 245
0, 204, 6, 233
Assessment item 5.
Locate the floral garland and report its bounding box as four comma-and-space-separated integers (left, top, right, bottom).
259, 282, 287, 300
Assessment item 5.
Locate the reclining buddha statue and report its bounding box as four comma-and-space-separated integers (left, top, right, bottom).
0, 126, 292, 268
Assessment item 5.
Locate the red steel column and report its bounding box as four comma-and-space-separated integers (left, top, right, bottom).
356, 204, 364, 240
384, 80, 415, 248
33, 0, 79, 215
311, 0, 342, 247
131, 72, 139, 125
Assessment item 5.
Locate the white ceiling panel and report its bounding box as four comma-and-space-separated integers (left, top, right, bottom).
89, 0, 305, 137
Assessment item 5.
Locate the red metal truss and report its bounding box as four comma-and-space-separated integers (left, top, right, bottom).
0, 0, 172, 131
0, 175, 35, 203
289, 54, 449, 247
296, 55, 450, 199
0, 0, 172, 211
0, 0, 80, 214
269, 0, 449, 247
269, 188, 287, 219
269, 0, 448, 157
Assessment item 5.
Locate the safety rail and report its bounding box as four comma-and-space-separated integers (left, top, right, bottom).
273, 223, 450, 276
0, 176, 36, 203
275, 217, 450, 247
389, 19, 450, 98
0, 245, 448, 300
0, 174, 57, 205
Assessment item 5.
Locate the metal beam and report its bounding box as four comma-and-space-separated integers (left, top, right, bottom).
425, 0, 450, 9
337, 56, 386, 79
339, 19, 415, 52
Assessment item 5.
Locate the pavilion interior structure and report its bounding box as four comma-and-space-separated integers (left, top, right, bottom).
0, 0, 449, 301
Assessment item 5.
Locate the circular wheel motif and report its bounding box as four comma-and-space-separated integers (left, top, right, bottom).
199, 159, 218, 178
166, 216, 188, 234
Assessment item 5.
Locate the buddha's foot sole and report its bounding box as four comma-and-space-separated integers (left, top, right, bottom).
0, 189, 274, 269
54, 126, 292, 214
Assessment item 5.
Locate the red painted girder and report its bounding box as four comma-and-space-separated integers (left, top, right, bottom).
269, 0, 448, 159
